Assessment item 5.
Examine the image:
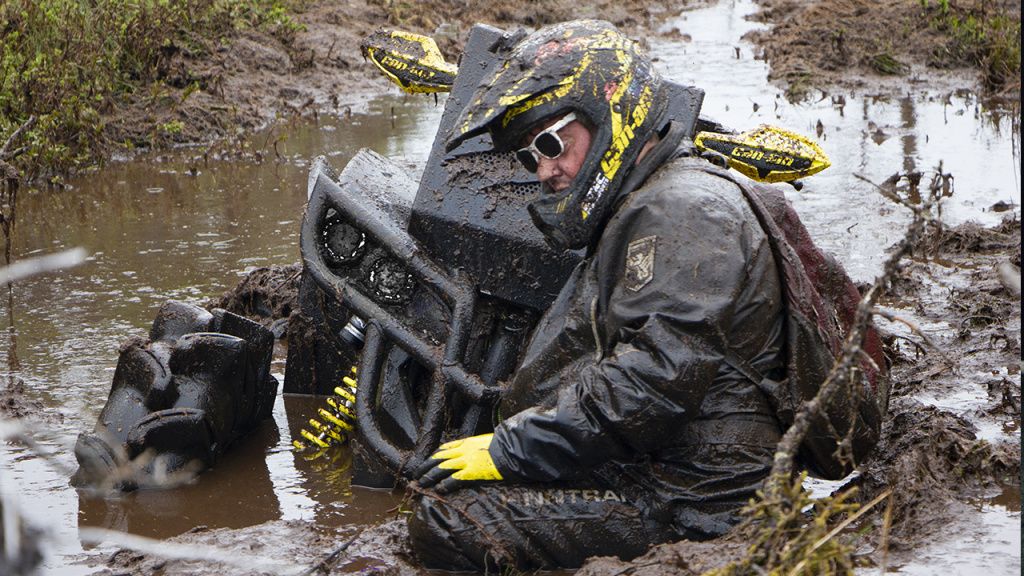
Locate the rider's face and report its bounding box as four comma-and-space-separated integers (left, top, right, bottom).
519, 114, 592, 193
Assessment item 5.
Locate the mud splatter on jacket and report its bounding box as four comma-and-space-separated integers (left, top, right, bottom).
491, 153, 786, 537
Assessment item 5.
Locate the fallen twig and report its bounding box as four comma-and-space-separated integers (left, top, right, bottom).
0, 247, 88, 286
79, 527, 306, 575
300, 529, 363, 576
870, 307, 937, 349
768, 168, 945, 489
798, 488, 891, 566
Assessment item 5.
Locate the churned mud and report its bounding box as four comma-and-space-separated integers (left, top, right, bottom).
856, 217, 1020, 557
111, 0, 692, 156
0, 377, 60, 423
209, 263, 302, 337
86, 518, 421, 576
747, 0, 1021, 100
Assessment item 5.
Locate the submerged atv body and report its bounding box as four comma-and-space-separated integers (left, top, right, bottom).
284, 24, 705, 485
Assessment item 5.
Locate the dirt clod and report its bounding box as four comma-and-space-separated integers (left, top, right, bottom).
0, 377, 59, 422
209, 263, 302, 336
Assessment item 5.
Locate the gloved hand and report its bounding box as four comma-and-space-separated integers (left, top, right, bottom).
416, 433, 503, 494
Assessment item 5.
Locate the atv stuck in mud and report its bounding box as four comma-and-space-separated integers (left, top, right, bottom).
59, 14, 1019, 576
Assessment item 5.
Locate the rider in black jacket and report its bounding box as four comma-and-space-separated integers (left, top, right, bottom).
410, 20, 787, 570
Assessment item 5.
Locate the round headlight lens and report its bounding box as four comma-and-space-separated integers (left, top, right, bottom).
320, 214, 366, 267
367, 257, 415, 305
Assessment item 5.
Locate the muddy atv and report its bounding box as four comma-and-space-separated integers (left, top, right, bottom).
72, 23, 831, 491
282, 23, 707, 487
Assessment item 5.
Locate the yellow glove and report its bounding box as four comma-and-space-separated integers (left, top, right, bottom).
416, 433, 503, 493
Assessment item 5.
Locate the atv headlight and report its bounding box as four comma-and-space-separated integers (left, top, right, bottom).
320, 212, 367, 267
367, 256, 415, 305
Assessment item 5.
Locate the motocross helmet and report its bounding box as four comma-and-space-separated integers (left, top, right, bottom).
445, 20, 669, 250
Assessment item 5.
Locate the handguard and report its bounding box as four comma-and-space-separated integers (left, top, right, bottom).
360, 30, 458, 94
694, 125, 831, 183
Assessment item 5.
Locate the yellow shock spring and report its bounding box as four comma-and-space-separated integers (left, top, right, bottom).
292, 365, 359, 454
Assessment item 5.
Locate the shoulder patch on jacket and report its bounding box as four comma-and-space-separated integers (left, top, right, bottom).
624, 235, 657, 292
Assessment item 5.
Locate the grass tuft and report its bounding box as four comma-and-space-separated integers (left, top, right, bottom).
703, 473, 885, 576
0, 0, 305, 180
921, 0, 1021, 92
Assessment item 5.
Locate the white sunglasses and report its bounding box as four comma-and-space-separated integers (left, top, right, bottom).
515, 113, 578, 173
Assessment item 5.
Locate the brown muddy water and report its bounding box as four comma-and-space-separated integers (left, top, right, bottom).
1, 1, 1020, 574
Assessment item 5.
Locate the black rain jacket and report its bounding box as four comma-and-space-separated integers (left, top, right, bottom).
490, 150, 786, 538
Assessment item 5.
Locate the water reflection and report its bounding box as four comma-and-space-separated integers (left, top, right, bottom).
0, 92, 441, 572
280, 395, 404, 531
77, 421, 282, 540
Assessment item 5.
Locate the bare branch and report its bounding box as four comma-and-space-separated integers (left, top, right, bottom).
870, 307, 938, 348
854, 173, 905, 208
767, 168, 945, 494
299, 530, 363, 576
78, 527, 307, 575
0, 116, 37, 161
0, 247, 88, 285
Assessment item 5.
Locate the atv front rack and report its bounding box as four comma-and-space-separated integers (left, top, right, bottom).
301, 154, 502, 477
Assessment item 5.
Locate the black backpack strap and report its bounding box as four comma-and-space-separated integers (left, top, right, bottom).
722, 347, 794, 428
721, 348, 764, 386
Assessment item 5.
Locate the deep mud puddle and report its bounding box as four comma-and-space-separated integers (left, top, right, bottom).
1, 95, 442, 574
1, 1, 1019, 574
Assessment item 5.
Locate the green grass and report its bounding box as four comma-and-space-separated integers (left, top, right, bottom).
0, 0, 305, 180
921, 0, 1021, 91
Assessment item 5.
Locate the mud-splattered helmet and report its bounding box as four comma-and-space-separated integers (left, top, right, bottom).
445, 20, 668, 250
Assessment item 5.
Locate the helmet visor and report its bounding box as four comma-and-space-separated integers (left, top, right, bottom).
514, 113, 577, 173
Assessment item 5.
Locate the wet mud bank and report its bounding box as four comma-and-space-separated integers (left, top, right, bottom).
101, 0, 692, 161
746, 0, 1021, 101
146, 0, 1020, 159
209, 263, 302, 338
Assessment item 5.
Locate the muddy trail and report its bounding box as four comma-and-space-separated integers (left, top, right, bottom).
0, 0, 1020, 575
91, 0, 1018, 164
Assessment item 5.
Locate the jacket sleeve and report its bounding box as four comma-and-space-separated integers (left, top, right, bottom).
490, 171, 773, 482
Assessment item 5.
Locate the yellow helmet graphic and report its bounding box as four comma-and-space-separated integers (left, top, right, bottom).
446, 20, 668, 250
